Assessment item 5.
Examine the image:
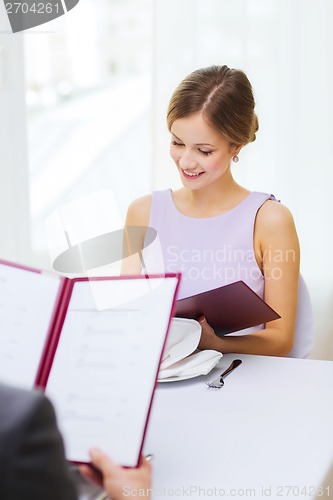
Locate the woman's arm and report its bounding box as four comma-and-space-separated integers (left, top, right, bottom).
199, 201, 300, 356
121, 195, 152, 275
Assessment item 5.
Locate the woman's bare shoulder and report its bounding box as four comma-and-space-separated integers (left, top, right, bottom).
125, 194, 152, 226
255, 198, 299, 254
256, 199, 296, 232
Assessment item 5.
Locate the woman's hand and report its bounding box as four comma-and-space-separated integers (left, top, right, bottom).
80, 449, 152, 500
198, 316, 221, 351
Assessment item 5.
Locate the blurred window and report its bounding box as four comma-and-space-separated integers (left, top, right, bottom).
24, 0, 153, 254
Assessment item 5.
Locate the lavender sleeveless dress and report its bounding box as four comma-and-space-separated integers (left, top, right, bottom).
145, 190, 274, 297
143, 189, 314, 357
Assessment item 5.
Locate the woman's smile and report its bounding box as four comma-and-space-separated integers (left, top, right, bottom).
181, 169, 205, 180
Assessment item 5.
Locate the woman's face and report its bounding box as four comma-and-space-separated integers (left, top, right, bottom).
170, 112, 237, 190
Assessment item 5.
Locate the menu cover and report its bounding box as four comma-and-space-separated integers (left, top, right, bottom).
175, 280, 280, 335
0, 259, 180, 466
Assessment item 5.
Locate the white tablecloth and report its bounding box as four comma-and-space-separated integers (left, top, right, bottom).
144, 354, 333, 499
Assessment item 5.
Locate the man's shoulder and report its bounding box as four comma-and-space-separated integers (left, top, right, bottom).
0, 383, 53, 441
0, 383, 45, 418
0, 384, 77, 500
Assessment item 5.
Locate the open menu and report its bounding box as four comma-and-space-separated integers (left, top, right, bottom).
0, 259, 180, 466
175, 280, 280, 335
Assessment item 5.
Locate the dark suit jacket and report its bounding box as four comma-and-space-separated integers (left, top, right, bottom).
0, 383, 77, 500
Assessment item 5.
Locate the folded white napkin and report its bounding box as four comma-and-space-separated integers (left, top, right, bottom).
158, 317, 222, 381
158, 349, 222, 380
160, 318, 201, 370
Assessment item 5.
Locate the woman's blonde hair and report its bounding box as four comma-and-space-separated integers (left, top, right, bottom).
167, 65, 258, 147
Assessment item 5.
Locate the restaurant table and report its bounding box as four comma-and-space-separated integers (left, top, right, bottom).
143, 354, 333, 500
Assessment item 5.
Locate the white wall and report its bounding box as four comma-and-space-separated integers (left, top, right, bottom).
0, 4, 31, 263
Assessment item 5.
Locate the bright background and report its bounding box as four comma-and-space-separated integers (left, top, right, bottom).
0, 0, 332, 358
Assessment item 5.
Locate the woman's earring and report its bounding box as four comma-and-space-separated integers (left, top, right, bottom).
232, 154, 239, 163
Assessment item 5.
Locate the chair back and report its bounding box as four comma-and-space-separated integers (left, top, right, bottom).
288, 274, 314, 358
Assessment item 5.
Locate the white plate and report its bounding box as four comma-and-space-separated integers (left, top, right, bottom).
158, 371, 206, 383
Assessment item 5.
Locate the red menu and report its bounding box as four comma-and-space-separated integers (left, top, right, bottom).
0, 259, 180, 466
175, 280, 280, 334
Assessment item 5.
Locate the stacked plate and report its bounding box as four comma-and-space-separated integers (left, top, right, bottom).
158, 318, 222, 382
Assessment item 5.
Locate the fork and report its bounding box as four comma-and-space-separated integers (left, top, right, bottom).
206, 359, 242, 388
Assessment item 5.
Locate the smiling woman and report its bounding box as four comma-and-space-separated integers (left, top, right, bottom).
122, 64, 308, 358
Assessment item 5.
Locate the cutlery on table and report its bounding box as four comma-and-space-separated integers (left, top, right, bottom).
206, 359, 242, 388
95, 493, 108, 500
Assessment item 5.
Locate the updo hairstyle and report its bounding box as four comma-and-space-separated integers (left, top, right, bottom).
167, 65, 258, 147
